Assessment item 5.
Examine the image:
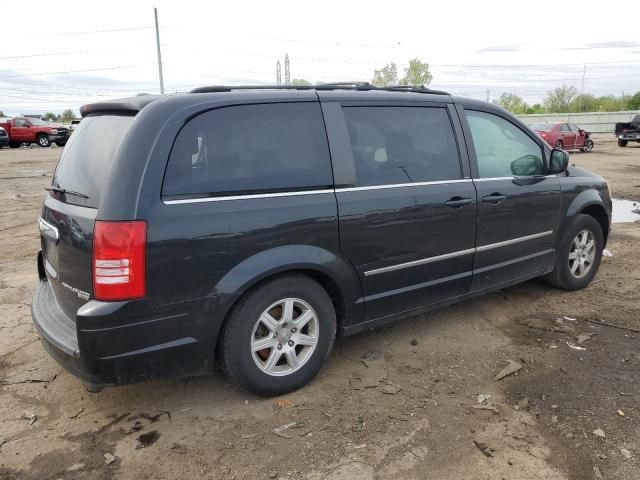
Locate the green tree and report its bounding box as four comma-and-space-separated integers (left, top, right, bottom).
291, 78, 312, 86
596, 95, 627, 112
570, 94, 598, 112
543, 85, 578, 113
525, 104, 545, 114
627, 91, 640, 110
493, 93, 528, 114
400, 58, 433, 86
371, 63, 398, 86
60, 109, 76, 123
42, 112, 58, 122
0, 110, 5, 117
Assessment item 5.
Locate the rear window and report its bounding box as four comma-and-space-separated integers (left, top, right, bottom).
162, 103, 332, 198
52, 115, 134, 208
530, 123, 553, 131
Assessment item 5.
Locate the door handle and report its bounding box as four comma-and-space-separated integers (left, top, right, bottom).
445, 197, 473, 208
481, 193, 507, 204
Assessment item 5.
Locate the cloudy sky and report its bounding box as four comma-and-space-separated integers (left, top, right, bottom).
1, 0, 638, 115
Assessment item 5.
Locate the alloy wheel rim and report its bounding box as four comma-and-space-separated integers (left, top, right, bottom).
568, 229, 596, 278
250, 298, 319, 376
39, 137, 47, 146
585, 141, 593, 152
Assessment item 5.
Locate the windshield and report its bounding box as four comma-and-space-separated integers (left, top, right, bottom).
530, 123, 553, 131
52, 114, 135, 208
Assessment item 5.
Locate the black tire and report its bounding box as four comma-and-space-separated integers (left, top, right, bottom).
555, 140, 563, 149
582, 139, 594, 153
36, 134, 50, 147
220, 274, 336, 396
544, 214, 603, 291
618, 139, 628, 147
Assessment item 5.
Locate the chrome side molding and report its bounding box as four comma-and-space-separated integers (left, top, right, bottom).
364, 231, 553, 276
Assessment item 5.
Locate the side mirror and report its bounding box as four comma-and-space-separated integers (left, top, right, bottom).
510, 154, 544, 176
548, 148, 569, 174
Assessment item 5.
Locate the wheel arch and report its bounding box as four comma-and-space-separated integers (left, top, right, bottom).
213, 245, 364, 335
563, 189, 610, 247
580, 203, 609, 246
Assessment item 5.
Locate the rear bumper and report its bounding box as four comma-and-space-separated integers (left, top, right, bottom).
31, 280, 236, 387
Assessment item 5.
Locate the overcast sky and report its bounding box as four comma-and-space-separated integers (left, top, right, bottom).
1, 0, 638, 115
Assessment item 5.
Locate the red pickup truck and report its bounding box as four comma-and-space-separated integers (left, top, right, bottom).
0, 117, 70, 148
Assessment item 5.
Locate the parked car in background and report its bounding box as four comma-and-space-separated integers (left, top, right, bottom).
530, 122, 594, 152
0, 117, 70, 147
0, 127, 9, 148
614, 114, 640, 147
68, 119, 81, 133
31, 85, 611, 396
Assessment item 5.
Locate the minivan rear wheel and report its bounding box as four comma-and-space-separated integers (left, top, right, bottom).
220, 274, 336, 396
544, 214, 603, 291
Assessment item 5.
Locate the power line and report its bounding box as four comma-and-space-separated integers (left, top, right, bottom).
0, 65, 149, 79
0, 47, 128, 61
22, 26, 154, 39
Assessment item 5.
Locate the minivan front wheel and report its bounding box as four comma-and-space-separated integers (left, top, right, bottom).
221, 274, 336, 396
544, 214, 603, 290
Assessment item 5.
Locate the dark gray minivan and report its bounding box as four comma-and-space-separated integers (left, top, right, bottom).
32, 84, 611, 395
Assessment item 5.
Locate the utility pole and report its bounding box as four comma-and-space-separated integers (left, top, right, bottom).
579, 65, 586, 111
154, 7, 165, 94
284, 54, 290, 86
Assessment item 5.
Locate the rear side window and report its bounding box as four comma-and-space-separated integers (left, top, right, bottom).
52, 115, 134, 208
162, 103, 333, 198
342, 106, 462, 187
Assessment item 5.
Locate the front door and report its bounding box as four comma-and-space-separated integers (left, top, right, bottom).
570, 124, 585, 148
560, 123, 576, 149
333, 103, 477, 321
463, 109, 562, 291
11, 118, 30, 143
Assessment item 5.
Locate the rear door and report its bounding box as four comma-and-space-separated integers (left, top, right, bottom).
461, 108, 561, 291
39, 114, 135, 318
327, 101, 477, 321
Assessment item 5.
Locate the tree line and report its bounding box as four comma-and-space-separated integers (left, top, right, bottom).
493, 87, 640, 115
0, 109, 77, 123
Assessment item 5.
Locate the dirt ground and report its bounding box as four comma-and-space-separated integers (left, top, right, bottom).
0, 134, 638, 480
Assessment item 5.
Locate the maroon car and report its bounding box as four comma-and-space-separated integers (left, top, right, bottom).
530, 122, 594, 152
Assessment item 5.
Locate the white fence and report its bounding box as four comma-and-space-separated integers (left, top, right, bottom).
516, 111, 640, 133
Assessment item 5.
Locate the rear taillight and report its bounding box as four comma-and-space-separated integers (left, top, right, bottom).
92, 221, 147, 301
540, 132, 547, 137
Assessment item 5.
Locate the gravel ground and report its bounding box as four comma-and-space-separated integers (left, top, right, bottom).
0, 135, 638, 480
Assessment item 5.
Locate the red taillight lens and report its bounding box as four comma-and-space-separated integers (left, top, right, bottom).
540, 132, 547, 137
93, 221, 147, 301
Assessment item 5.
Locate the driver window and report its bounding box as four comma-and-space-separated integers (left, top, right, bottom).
465, 110, 543, 178
15, 119, 27, 127
560, 124, 570, 132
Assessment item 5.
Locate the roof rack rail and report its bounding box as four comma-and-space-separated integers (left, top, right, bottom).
189, 83, 450, 96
